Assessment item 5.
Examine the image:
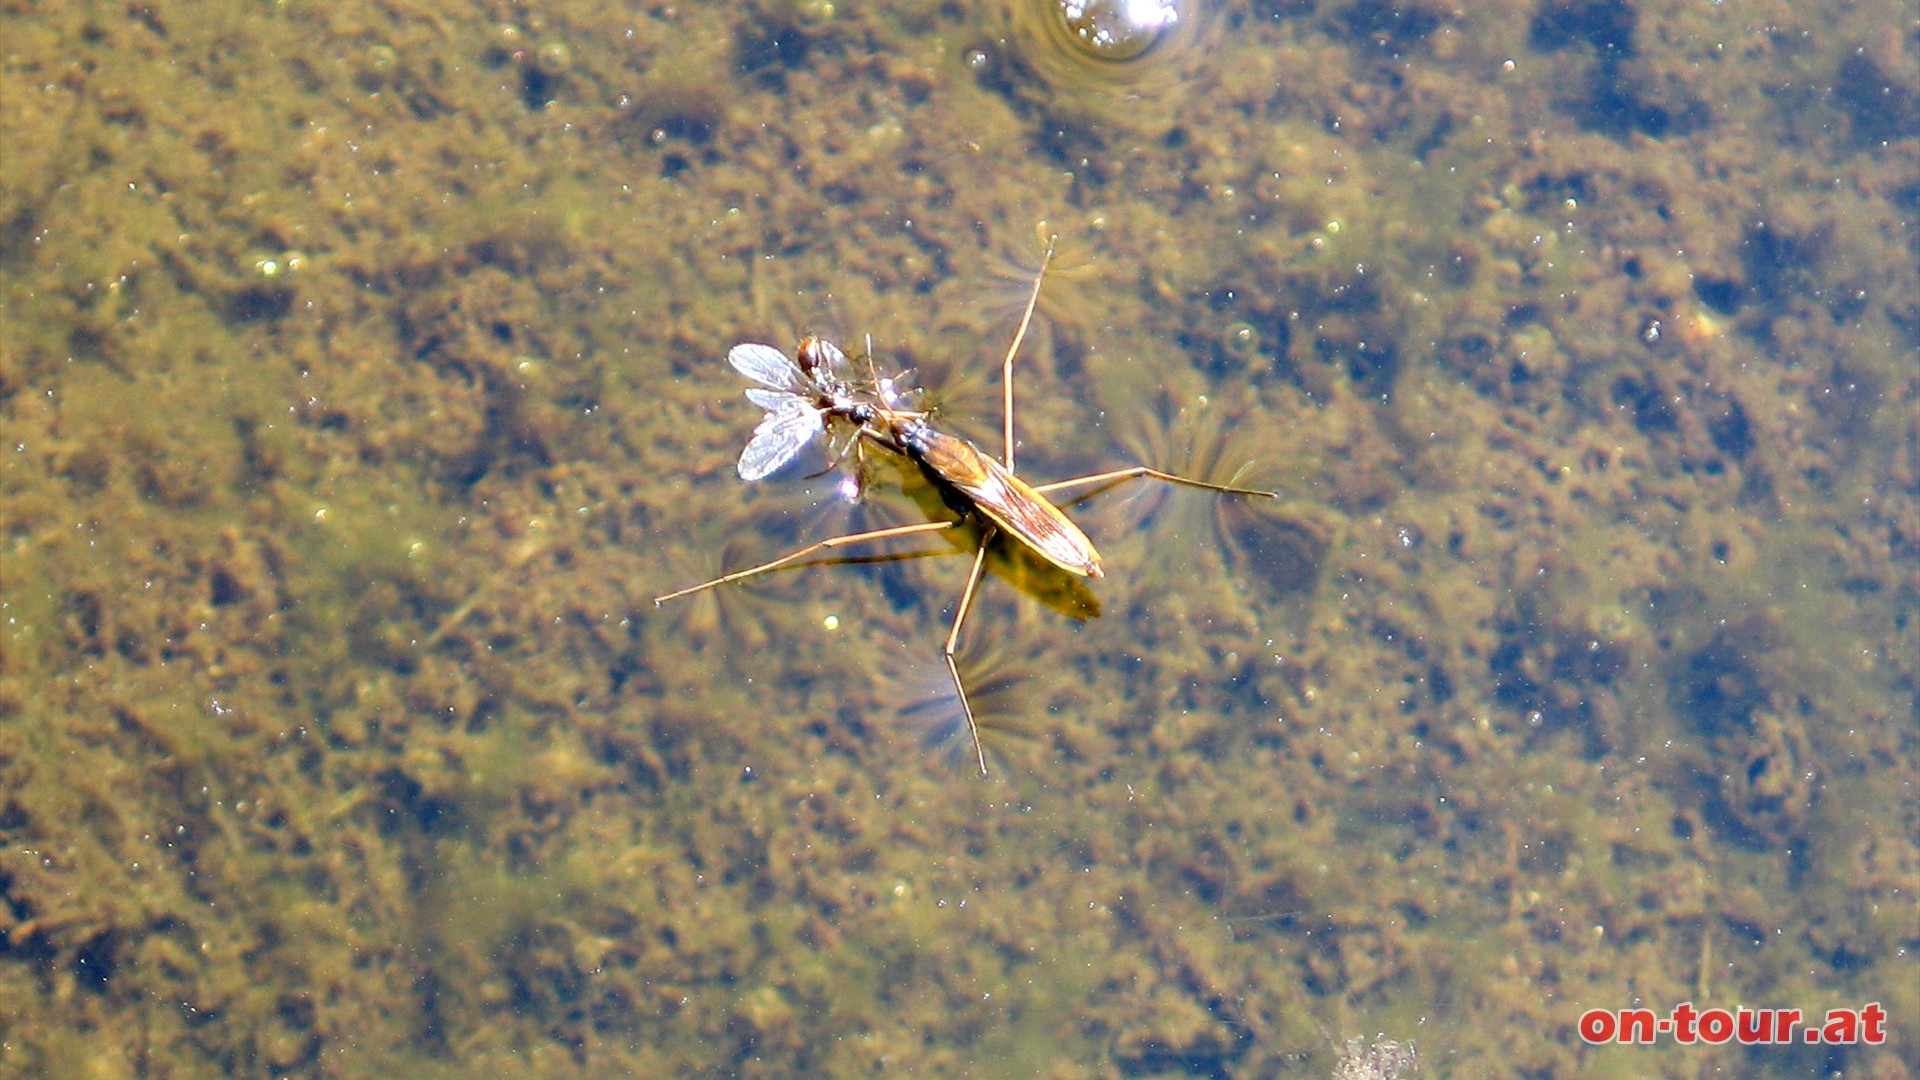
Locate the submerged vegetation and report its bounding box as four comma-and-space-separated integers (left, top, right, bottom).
1, 0, 1915, 1075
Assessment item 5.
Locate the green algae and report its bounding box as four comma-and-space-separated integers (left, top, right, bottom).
2, 0, 1918, 1075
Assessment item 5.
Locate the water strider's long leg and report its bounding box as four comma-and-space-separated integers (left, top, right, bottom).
943, 526, 997, 777
1000, 236, 1057, 472
1030, 466, 1277, 500
653, 519, 960, 605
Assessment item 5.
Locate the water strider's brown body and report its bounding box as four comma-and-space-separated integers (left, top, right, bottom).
861, 411, 1104, 579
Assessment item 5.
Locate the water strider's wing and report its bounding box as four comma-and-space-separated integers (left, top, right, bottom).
744, 388, 797, 411
906, 426, 1103, 577
728, 342, 807, 392
736, 398, 824, 481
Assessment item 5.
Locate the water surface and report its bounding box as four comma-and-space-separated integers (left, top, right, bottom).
0, 1, 1914, 1076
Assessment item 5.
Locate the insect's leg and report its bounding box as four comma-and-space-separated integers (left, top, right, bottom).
1030, 466, 1277, 499
861, 332, 883, 396
943, 526, 996, 777
653, 519, 960, 604
1000, 235, 1057, 471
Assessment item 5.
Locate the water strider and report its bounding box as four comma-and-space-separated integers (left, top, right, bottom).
656, 237, 1276, 775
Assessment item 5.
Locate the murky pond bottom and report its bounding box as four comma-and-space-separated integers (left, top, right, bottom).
1, 0, 1914, 1076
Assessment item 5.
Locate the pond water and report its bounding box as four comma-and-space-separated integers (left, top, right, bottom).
0, 0, 1913, 1076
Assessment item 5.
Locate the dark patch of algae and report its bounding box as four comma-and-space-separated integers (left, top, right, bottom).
1, 0, 1916, 1076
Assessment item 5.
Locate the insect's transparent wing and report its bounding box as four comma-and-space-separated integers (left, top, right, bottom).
736, 400, 824, 481
810, 338, 851, 380
729, 343, 806, 392
876, 370, 921, 409
744, 387, 797, 411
